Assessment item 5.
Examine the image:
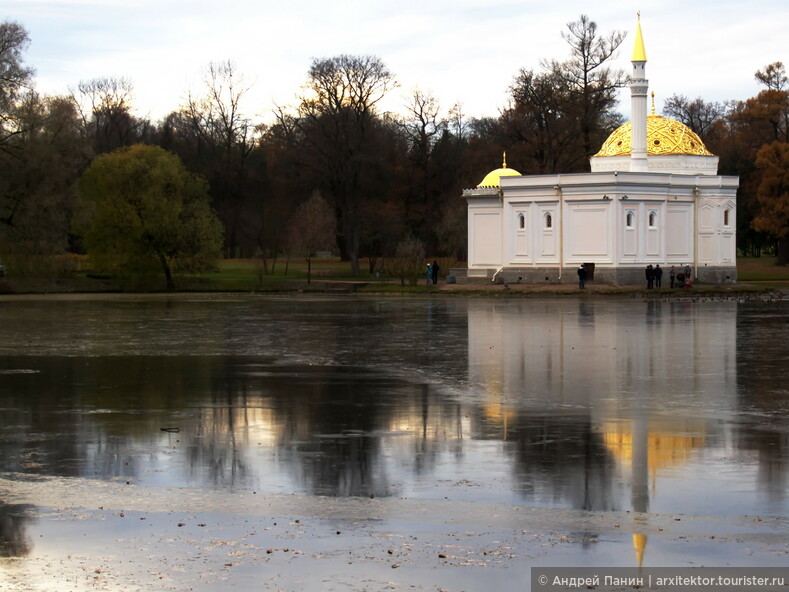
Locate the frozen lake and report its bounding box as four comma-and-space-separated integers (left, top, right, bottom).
0, 294, 786, 590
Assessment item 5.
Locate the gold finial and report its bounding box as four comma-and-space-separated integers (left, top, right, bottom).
502, 151, 507, 168
651, 91, 655, 116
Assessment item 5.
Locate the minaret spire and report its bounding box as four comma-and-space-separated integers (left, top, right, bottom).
629, 13, 649, 172
632, 12, 647, 62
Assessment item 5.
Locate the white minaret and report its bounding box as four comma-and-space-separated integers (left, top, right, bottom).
630, 14, 649, 172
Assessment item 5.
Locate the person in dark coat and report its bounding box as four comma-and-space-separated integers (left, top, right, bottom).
431, 260, 440, 284
577, 264, 587, 289
654, 264, 663, 288
645, 264, 654, 289
669, 265, 676, 288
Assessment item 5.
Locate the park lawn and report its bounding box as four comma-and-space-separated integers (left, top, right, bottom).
2, 255, 784, 294
187, 256, 788, 292
737, 257, 789, 282
182, 257, 384, 291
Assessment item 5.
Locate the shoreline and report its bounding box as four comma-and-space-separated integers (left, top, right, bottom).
1, 268, 786, 299
0, 281, 785, 301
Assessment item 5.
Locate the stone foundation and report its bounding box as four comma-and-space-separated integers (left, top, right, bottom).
453, 266, 737, 286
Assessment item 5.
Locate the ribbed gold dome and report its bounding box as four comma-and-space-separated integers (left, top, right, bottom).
595, 115, 713, 157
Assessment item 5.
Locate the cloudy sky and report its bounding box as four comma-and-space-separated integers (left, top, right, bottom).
5, 0, 787, 124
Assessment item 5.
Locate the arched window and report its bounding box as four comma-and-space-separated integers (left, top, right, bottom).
545, 213, 552, 229
648, 212, 656, 228
723, 209, 730, 226
626, 212, 634, 228
518, 214, 525, 230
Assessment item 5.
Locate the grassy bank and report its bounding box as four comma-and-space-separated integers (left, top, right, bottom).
0, 256, 786, 295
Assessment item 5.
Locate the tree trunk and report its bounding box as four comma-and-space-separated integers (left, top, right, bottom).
159, 253, 175, 290
777, 238, 789, 266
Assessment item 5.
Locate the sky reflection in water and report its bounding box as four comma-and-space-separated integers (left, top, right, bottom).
0, 296, 786, 526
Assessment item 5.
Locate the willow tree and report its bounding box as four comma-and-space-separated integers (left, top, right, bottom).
0, 20, 34, 146
77, 144, 223, 289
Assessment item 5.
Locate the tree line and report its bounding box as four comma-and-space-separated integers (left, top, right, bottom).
1, 15, 788, 289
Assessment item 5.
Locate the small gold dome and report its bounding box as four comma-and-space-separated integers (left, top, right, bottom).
595, 115, 713, 158
477, 152, 521, 187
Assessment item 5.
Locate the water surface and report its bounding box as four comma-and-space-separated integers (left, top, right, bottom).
1, 295, 785, 513
0, 294, 786, 584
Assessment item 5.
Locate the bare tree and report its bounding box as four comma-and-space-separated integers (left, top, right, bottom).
286, 54, 397, 275
544, 14, 627, 159
447, 102, 468, 142
178, 61, 262, 257
390, 234, 424, 286
71, 76, 145, 153
500, 16, 625, 174
755, 62, 787, 91
663, 94, 725, 139
185, 61, 252, 153
288, 191, 337, 283
397, 89, 447, 231
501, 68, 579, 173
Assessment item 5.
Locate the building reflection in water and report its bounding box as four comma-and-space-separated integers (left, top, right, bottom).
467, 298, 738, 566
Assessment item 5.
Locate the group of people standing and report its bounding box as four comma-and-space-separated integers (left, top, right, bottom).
645, 264, 662, 288
649, 264, 693, 289
575, 263, 694, 289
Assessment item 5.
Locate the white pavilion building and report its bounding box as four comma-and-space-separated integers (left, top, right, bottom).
460, 18, 738, 285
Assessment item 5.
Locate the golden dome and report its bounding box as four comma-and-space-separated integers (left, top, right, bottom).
594, 115, 713, 158
477, 152, 521, 187
600, 421, 706, 471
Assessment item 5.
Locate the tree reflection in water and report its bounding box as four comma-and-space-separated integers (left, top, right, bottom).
0, 502, 34, 557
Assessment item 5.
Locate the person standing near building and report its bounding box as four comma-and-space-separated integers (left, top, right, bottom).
432, 260, 440, 284
669, 265, 676, 288
684, 263, 692, 283
426, 262, 433, 284
577, 264, 587, 289
654, 264, 663, 288
645, 264, 654, 289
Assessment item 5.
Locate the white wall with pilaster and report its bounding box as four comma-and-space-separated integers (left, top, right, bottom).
665, 202, 694, 263
537, 203, 558, 262
467, 193, 502, 269
697, 197, 738, 266
565, 202, 614, 264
